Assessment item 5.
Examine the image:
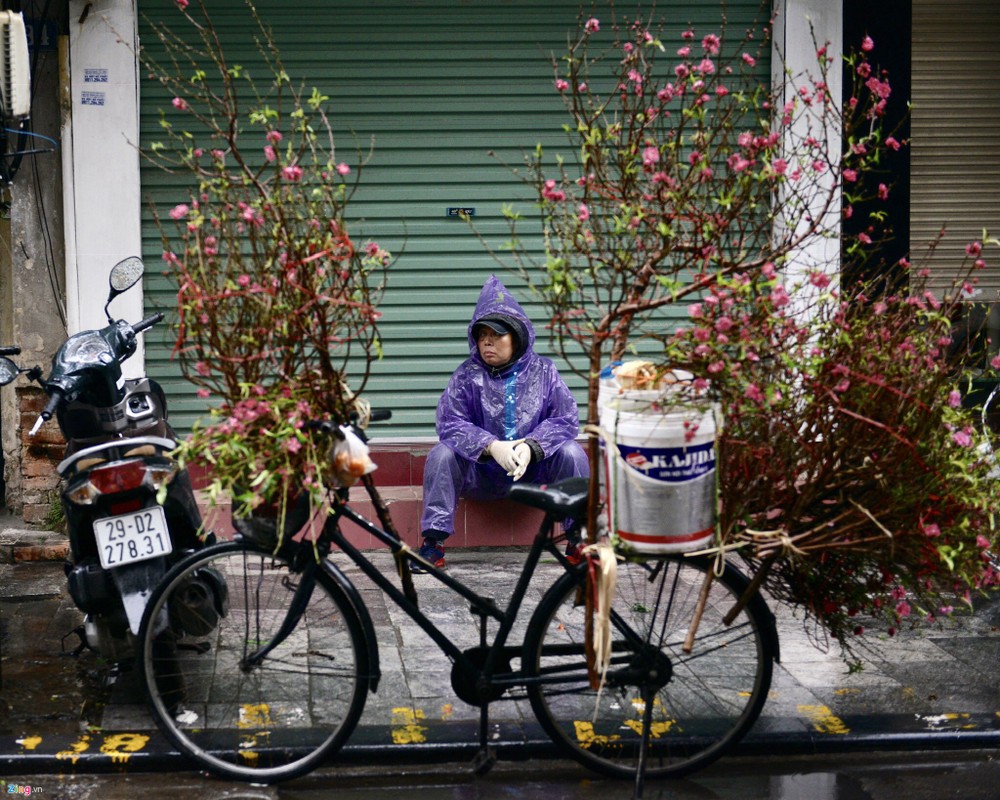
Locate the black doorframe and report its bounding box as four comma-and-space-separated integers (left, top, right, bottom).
842, 0, 912, 292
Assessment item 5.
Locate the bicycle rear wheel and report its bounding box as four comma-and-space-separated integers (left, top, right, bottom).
524, 554, 775, 780
138, 540, 369, 783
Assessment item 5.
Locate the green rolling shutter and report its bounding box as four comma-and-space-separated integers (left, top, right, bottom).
138, 0, 768, 437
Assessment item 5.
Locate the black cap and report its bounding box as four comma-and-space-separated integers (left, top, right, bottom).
474, 317, 512, 337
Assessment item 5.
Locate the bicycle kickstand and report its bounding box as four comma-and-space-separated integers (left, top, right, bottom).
632, 684, 655, 800
472, 700, 497, 776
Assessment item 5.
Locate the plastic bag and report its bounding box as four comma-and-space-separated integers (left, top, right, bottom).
329, 425, 377, 487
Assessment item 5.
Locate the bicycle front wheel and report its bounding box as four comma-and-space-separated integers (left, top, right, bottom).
138, 540, 369, 783
524, 554, 775, 780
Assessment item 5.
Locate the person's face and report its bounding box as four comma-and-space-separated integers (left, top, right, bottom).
477, 327, 514, 367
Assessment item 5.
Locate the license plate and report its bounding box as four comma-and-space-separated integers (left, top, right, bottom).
94, 506, 173, 569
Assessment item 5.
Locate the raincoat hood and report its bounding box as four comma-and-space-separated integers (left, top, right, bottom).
467, 275, 534, 372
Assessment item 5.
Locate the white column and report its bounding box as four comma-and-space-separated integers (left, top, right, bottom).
772, 0, 843, 312
63, 0, 144, 374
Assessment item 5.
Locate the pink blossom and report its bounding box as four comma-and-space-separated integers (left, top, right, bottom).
701, 34, 720, 55
169, 203, 189, 220
948, 390, 962, 408
677, 46, 691, 58
281, 165, 304, 182
895, 600, 911, 618
861, 35, 874, 52
542, 179, 566, 202
171, 97, 188, 111
584, 17, 600, 34
237, 274, 251, 287
577, 203, 590, 222
264, 145, 276, 163
688, 303, 703, 318
878, 183, 889, 200
176, 0, 189, 8
642, 146, 659, 169
707, 361, 725, 374
843, 169, 858, 182
335, 162, 351, 175
195, 361, 211, 377
966, 241, 983, 257
741, 53, 756, 67
952, 429, 973, 448
284, 437, 302, 454
697, 58, 716, 75
990, 354, 1000, 370
771, 158, 788, 175
555, 78, 569, 92
745, 383, 764, 403
196, 388, 210, 399
770, 285, 791, 308
809, 271, 832, 289
727, 154, 750, 173
266, 130, 283, 144
885, 136, 901, 151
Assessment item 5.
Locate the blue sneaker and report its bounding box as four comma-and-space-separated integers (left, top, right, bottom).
412, 537, 445, 573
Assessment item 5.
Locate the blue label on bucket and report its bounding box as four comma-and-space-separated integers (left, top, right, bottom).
618, 440, 715, 483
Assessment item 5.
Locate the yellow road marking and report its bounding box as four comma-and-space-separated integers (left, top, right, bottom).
100, 733, 150, 764
15, 736, 41, 751
56, 735, 91, 764
798, 704, 850, 735
391, 706, 428, 744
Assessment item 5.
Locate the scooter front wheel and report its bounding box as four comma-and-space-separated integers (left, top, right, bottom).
137, 540, 369, 783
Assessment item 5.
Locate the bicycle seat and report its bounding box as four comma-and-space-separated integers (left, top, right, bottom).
507, 477, 589, 519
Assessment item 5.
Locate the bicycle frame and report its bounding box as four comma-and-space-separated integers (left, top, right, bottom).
326, 495, 575, 701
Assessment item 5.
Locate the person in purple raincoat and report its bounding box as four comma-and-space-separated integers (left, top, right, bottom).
415, 275, 590, 570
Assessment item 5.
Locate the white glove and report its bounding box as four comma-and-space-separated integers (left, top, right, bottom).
510, 442, 532, 481
487, 439, 523, 473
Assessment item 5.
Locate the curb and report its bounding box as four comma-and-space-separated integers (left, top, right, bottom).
0, 715, 997, 776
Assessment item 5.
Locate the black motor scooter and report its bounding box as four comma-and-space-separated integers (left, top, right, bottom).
13, 256, 225, 664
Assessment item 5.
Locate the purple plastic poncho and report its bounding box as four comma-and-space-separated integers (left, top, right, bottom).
421, 275, 589, 538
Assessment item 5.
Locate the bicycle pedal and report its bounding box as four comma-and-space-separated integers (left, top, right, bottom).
471, 747, 497, 776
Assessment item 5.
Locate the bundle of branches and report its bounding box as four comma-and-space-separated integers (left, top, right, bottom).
666, 260, 1000, 655
142, 0, 391, 533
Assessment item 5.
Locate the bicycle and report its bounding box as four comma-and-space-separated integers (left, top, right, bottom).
136, 415, 779, 791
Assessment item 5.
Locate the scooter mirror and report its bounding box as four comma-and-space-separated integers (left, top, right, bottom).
0, 357, 19, 386
105, 257, 145, 319
109, 256, 144, 294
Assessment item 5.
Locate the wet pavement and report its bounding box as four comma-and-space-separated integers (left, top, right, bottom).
0, 525, 998, 780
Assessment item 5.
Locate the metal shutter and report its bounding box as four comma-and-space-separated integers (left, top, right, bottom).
911, 0, 1000, 296
138, 0, 768, 437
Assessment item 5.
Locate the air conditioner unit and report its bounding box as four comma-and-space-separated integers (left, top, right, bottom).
0, 11, 30, 119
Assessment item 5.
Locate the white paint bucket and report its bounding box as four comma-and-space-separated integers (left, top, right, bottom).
601, 393, 716, 554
